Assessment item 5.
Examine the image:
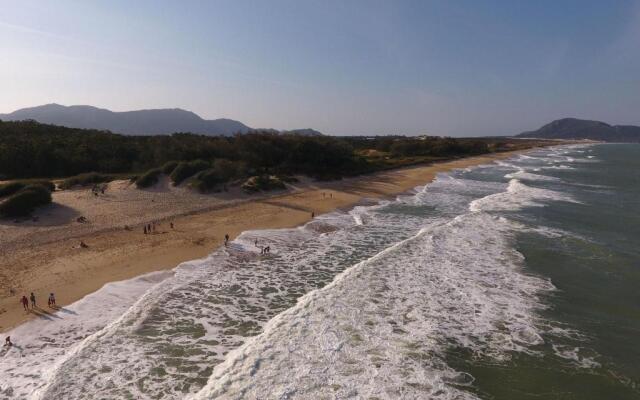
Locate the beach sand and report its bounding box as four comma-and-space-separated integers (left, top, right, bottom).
0, 150, 531, 332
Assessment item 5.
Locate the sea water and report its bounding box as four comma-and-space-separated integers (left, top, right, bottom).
1, 144, 638, 399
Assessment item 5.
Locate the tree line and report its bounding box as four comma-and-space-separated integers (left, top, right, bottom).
0, 120, 521, 182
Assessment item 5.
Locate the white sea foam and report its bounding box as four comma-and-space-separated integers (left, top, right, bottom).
505, 170, 562, 182
552, 344, 601, 369
190, 212, 556, 400
542, 164, 575, 170
0, 270, 173, 399
29, 199, 432, 399
469, 179, 578, 213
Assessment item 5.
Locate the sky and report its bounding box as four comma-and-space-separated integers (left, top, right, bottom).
0, 0, 639, 136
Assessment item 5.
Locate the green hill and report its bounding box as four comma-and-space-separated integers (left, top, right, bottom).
518, 118, 640, 142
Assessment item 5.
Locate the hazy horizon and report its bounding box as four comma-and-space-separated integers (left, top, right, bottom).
1, 0, 639, 136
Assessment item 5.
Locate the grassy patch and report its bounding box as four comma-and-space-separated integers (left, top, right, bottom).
170, 160, 210, 185
135, 168, 163, 188
59, 172, 113, 190
241, 175, 286, 193
0, 184, 52, 217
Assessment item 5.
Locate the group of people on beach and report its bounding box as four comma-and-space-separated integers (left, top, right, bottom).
225, 234, 272, 255
13, 292, 57, 344
8, 292, 58, 347
20, 292, 56, 312
143, 221, 174, 235
8, 292, 56, 350
252, 238, 271, 255
143, 222, 156, 235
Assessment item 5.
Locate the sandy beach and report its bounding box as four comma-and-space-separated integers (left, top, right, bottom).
0, 150, 532, 332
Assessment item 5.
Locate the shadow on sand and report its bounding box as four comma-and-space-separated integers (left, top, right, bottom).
0, 203, 81, 227
52, 306, 77, 315
30, 307, 62, 320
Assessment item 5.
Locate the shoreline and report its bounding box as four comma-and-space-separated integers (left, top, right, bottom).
0, 149, 537, 332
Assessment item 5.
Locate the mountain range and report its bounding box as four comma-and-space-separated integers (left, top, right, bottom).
0, 104, 251, 136
517, 118, 640, 142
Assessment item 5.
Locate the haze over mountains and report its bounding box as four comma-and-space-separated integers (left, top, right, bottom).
0, 104, 251, 136
518, 118, 640, 142
2, 104, 637, 142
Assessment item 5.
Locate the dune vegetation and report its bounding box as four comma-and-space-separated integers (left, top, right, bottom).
0, 183, 53, 217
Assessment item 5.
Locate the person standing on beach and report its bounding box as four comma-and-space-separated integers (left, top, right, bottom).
144, 226, 147, 234
4, 336, 11, 347
20, 296, 28, 311
29, 292, 36, 309
48, 293, 56, 308
224, 234, 230, 246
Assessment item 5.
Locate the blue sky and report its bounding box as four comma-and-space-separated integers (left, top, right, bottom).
1, 0, 638, 136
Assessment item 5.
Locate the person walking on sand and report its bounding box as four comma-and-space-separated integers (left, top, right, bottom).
224, 234, 230, 246
20, 295, 28, 311
4, 336, 11, 347
30, 292, 36, 309
48, 293, 56, 308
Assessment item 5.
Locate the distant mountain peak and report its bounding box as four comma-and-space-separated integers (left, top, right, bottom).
0, 103, 250, 136
517, 117, 640, 142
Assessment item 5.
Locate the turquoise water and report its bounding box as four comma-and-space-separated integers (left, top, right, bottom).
2, 144, 638, 399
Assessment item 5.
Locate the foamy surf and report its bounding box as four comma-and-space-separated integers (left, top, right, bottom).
469, 178, 579, 213
189, 213, 555, 400
0, 270, 174, 399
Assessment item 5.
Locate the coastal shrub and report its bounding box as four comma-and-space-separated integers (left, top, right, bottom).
0, 180, 55, 198
0, 182, 26, 198
170, 159, 210, 185
241, 175, 286, 193
191, 168, 225, 193
161, 160, 179, 175
213, 159, 243, 180
0, 184, 52, 217
59, 172, 112, 190
191, 159, 251, 192
278, 175, 299, 183
135, 168, 163, 188
30, 180, 56, 192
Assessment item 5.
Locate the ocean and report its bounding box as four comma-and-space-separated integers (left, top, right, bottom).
1, 144, 638, 399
